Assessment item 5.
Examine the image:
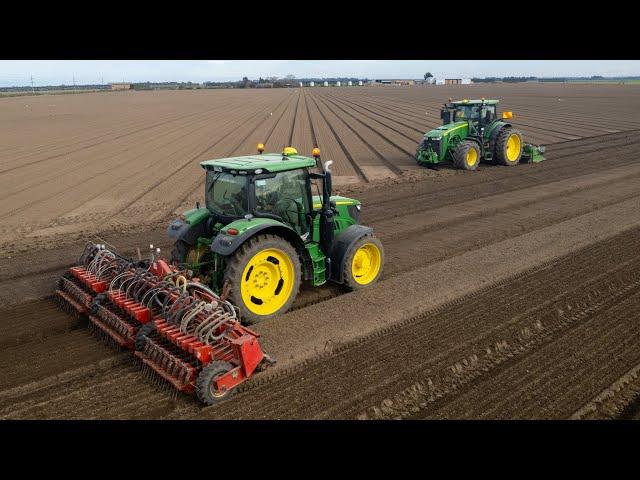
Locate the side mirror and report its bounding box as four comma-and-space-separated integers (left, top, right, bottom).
502, 111, 513, 119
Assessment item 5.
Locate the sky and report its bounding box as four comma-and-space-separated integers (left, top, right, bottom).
0, 60, 639, 87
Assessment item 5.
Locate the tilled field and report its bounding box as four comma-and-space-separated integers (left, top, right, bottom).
1, 127, 640, 419
2, 83, 640, 258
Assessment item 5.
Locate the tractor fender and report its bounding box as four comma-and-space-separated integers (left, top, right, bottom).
329, 224, 374, 283
167, 217, 213, 245
488, 122, 512, 146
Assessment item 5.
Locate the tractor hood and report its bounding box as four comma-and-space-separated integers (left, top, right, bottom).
424, 121, 468, 139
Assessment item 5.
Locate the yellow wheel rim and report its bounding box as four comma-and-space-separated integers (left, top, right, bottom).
240, 248, 295, 316
506, 133, 521, 161
465, 147, 478, 167
351, 243, 382, 285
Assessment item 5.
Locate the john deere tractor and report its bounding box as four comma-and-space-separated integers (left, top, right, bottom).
416, 98, 545, 171
167, 145, 384, 324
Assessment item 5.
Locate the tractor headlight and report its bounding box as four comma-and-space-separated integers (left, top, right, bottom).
356, 204, 361, 211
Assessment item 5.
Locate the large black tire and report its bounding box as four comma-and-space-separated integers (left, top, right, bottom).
224, 234, 301, 325
170, 239, 192, 264
170, 239, 209, 266
494, 127, 523, 166
195, 361, 236, 405
452, 141, 481, 171
342, 234, 384, 290
134, 320, 156, 351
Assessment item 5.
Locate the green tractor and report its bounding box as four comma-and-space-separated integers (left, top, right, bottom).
167, 145, 384, 324
416, 98, 545, 170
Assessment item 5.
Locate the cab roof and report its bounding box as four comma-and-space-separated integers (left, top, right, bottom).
200, 153, 316, 173
451, 99, 499, 105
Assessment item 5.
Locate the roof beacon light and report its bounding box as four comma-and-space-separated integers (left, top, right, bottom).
312, 147, 321, 158
282, 146, 298, 156
502, 111, 513, 119
257, 143, 265, 154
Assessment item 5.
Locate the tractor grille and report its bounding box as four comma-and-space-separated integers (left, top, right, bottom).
426, 138, 441, 154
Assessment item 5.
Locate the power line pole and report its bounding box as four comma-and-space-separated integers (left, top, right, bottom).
30, 74, 35, 94
73, 75, 76, 90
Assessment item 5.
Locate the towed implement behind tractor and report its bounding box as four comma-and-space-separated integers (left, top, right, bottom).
55, 146, 384, 405
416, 98, 546, 171
56, 242, 270, 404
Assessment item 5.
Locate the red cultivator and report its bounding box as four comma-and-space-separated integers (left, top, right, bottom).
55, 243, 273, 405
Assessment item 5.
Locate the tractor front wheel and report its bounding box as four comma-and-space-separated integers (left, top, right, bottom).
495, 128, 523, 166
342, 234, 384, 290
453, 141, 481, 171
224, 234, 301, 324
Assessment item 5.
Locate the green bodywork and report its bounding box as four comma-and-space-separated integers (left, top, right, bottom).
173, 153, 361, 293
416, 99, 546, 166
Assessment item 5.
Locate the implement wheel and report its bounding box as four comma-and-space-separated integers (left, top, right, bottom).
342, 234, 384, 290
196, 361, 236, 405
224, 234, 301, 324
452, 141, 481, 171
495, 128, 523, 166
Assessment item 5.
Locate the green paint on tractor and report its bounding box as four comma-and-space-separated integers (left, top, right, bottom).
416, 99, 546, 170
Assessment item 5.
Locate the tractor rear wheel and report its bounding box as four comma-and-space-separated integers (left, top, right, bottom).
453, 141, 481, 171
342, 234, 384, 290
196, 361, 236, 405
224, 234, 301, 324
170, 239, 207, 265
495, 128, 523, 166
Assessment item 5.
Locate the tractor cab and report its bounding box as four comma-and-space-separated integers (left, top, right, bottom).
200, 148, 317, 236
441, 99, 501, 129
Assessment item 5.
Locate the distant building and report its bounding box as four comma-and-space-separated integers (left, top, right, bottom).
111, 83, 131, 91
374, 79, 416, 86
443, 79, 472, 85
309, 81, 315, 87
323, 81, 329, 87
336, 81, 341, 86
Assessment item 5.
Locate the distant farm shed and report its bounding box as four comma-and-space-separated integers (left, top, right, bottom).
111, 83, 131, 91
443, 79, 472, 85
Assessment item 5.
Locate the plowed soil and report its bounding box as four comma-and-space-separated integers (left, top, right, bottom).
2, 85, 640, 419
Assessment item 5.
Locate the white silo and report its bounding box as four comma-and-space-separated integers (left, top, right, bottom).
299, 82, 303, 87
309, 81, 315, 87
347, 81, 353, 86
358, 80, 363, 86
336, 81, 341, 87
323, 81, 328, 87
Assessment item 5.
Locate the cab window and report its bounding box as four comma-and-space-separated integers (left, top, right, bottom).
454, 105, 479, 121
480, 105, 496, 123
205, 171, 248, 217
254, 169, 310, 234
